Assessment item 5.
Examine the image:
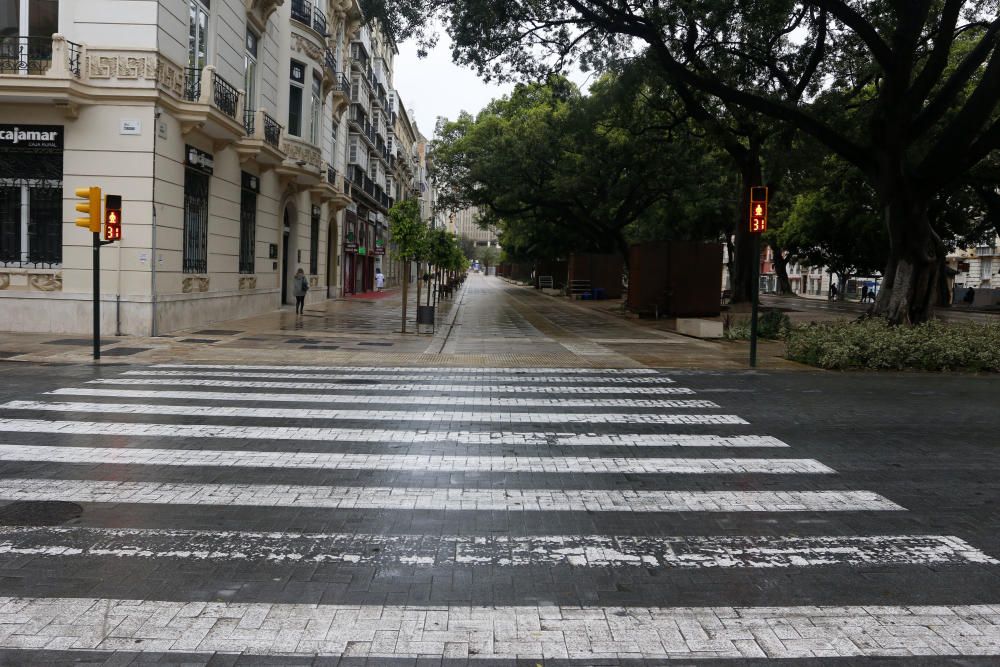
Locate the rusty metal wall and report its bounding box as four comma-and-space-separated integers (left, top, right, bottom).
568, 253, 625, 299
627, 242, 723, 317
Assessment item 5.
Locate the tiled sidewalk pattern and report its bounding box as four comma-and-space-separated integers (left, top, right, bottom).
0, 364, 995, 661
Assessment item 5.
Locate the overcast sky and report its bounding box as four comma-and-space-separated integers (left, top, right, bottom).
392, 33, 514, 139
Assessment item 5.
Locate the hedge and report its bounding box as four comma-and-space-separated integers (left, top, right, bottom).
785, 318, 1000, 372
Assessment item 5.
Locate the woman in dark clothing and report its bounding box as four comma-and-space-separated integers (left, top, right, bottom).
293, 268, 308, 314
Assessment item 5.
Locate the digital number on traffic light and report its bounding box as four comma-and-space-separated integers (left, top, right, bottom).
749, 186, 768, 234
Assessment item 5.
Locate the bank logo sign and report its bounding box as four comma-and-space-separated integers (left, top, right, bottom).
0, 125, 63, 150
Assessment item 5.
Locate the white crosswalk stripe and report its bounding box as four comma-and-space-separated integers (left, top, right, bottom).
0, 444, 834, 474
0, 479, 904, 512
49, 387, 700, 406
0, 527, 992, 568
0, 597, 997, 658
153, 364, 662, 375
0, 418, 780, 446
2, 400, 745, 424
127, 369, 678, 384
87, 378, 694, 393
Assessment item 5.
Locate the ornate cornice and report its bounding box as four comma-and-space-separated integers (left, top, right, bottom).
246, 0, 284, 32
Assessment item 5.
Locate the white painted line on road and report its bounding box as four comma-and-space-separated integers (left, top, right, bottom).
87, 378, 692, 394
49, 387, 700, 406
0, 479, 904, 512
154, 364, 661, 375
0, 444, 832, 475
0, 527, 992, 567
2, 401, 746, 425
126, 370, 677, 384
0, 597, 993, 658
0, 419, 786, 447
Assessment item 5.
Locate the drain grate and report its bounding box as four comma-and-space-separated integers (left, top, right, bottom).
194, 330, 241, 336
102, 347, 151, 357
0, 501, 83, 526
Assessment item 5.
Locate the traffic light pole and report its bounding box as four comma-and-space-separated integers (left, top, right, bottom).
749, 233, 760, 369
92, 233, 116, 361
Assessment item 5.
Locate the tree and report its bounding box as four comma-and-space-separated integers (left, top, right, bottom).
475, 245, 500, 269
776, 157, 889, 291
388, 199, 427, 333
367, 1, 1000, 324
432, 74, 728, 268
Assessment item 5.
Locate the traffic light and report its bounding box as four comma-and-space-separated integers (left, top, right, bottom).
74, 186, 102, 233
104, 195, 122, 241
749, 186, 768, 233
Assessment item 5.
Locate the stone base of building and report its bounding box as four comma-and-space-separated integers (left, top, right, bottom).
0, 286, 323, 335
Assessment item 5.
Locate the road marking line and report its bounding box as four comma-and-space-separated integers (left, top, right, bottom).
126, 370, 677, 384
0, 479, 904, 512
0, 445, 833, 474
154, 364, 661, 375
0, 598, 993, 657
1, 401, 745, 425
0, 419, 786, 446
49, 388, 700, 405
0, 528, 990, 566
86, 378, 692, 394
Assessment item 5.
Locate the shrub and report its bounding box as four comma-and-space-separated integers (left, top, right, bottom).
785, 318, 1000, 371
725, 309, 792, 341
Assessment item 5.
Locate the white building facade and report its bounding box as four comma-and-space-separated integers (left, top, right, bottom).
0, 0, 425, 334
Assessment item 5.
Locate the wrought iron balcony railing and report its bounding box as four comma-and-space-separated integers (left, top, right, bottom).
0, 35, 81, 77
244, 107, 256, 136
212, 70, 239, 119
291, 0, 327, 36
184, 66, 241, 121
263, 113, 282, 149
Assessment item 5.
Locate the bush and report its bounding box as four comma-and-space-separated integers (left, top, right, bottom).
725, 309, 792, 341
785, 318, 1000, 371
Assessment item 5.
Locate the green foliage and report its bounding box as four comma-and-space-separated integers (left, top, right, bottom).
388, 199, 427, 261
786, 319, 1000, 372
474, 245, 499, 268
725, 310, 792, 341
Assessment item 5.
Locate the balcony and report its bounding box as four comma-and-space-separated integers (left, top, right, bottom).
312, 164, 353, 209
326, 68, 350, 117
177, 65, 245, 141
235, 107, 285, 168
277, 135, 323, 187
0, 34, 84, 109
290, 0, 327, 36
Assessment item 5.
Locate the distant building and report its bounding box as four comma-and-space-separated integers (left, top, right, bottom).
452, 207, 498, 247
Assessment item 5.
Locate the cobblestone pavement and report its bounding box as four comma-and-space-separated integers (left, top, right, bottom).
0, 361, 996, 664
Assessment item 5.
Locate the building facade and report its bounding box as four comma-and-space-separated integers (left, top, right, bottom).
0, 0, 426, 334
452, 206, 498, 246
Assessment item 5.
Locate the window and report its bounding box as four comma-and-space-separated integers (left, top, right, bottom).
188, 0, 210, 71
239, 172, 258, 274
0, 122, 62, 266
288, 60, 305, 136
0, 0, 58, 37
349, 136, 359, 163
309, 73, 322, 145
244, 28, 258, 113
183, 168, 210, 273
309, 205, 320, 275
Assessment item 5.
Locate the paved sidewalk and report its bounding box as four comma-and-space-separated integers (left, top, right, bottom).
0, 275, 802, 369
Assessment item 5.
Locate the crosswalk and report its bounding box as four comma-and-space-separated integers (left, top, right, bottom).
0, 364, 995, 660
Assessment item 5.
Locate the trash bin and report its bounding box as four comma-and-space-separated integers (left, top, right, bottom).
416, 305, 435, 334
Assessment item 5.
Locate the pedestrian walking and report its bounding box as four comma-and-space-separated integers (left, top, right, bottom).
963, 287, 976, 306
861, 286, 870, 303
293, 268, 308, 315
829, 283, 839, 301
375, 268, 385, 292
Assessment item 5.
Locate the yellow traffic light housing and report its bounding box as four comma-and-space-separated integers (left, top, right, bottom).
75, 186, 102, 233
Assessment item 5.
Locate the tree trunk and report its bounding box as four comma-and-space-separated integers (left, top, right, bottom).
729, 162, 762, 304
400, 260, 409, 334
416, 261, 422, 305
769, 242, 793, 294
872, 196, 944, 324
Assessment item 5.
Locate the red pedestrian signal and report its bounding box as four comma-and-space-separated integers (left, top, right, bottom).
749, 186, 768, 234
104, 195, 122, 241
